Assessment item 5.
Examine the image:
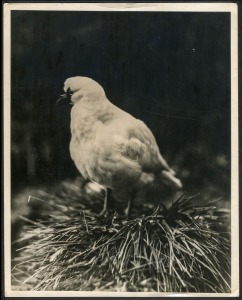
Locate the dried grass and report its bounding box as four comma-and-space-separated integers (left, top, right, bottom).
12, 180, 230, 292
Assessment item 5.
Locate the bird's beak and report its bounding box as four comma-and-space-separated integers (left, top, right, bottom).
56, 93, 67, 104
56, 88, 73, 104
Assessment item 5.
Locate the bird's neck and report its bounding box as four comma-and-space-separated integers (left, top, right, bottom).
72, 95, 114, 120
70, 96, 116, 139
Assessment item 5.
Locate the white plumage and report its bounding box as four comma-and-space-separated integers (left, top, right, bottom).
63, 76, 182, 216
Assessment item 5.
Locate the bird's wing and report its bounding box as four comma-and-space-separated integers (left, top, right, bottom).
114, 119, 170, 173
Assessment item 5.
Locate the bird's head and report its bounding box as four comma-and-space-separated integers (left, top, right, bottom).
58, 76, 106, 104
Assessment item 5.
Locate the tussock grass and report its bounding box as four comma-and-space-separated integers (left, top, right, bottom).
12, 181, 230, 292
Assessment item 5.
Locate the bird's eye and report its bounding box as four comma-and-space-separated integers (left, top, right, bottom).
66, 88, 73, 97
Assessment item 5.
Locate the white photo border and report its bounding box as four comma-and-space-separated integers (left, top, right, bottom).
3, 2, 239, 297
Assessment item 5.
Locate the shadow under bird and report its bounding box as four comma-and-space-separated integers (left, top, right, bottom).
60, 76, 182, 217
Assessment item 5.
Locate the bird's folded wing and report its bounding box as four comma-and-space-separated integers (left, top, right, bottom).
112, 120, 168, 174
125, 119, 171, 172
115, 135, 182, 189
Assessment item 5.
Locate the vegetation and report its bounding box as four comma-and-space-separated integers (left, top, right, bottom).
12, 180, 230, 292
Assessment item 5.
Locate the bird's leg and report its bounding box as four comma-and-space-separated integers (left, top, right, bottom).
99, 188, 112, 216
124, 190, 136, 218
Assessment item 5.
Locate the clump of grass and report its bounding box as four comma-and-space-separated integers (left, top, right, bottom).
12, 182, 230, 292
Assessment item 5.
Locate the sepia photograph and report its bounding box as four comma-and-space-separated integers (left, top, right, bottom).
4, 2, 239, 297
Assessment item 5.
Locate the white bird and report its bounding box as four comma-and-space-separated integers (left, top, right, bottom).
62, 76, 182, 217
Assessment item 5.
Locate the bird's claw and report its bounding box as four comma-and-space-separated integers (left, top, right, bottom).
96, 209, 109, 218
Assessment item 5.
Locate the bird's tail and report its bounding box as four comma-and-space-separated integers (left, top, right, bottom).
160, 169, 183, 189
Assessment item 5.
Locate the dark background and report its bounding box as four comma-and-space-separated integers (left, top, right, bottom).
11, 11, 231, 201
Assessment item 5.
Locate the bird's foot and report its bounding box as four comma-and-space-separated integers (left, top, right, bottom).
96, 208, 109, 218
